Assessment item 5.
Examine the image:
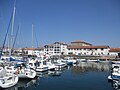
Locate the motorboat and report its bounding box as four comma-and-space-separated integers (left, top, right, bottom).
29, 59, 48, 72
35, 60, 48, 72
87, 59, 100, 62
54, 60, 67, 70
61, 59, 73, 65
108, 69, 120, 81
108, 63, 120, 81
112, 64, 120, 72
79, 59, 87, 62
16, 63, 36, 79
17, 68, 36, 79
46, 61, 57, 70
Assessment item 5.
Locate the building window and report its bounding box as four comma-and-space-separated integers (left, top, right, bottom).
78, 53, 81, 55
68, 52, 73, 55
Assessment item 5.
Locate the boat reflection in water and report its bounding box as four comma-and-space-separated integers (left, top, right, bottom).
1, 61, 113, 90
4, 68, 67, 90
71, 61, 111, 74
36, 71, 49, 77
48, 70, 63, 77
3, 76, 40, 90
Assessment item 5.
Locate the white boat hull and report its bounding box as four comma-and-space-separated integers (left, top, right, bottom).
36, 66, 48, 72
0, 75, 18, 88
18, 70, 36, 79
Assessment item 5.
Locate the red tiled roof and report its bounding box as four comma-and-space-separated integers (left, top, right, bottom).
39, 47, 44, 50
67, 45, 109, 49
24, 48, 36, 50
45, 42, 67, 47
109, 48, 120, 52
54, 42, 65, 45
24, 48, 42, 50
48, 44, 54, 46
71, 40, 92, 45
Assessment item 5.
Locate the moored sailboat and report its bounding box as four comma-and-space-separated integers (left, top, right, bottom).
0, 68, 18, 88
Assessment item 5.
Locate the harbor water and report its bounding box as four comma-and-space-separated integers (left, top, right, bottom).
3, 61, 116, 90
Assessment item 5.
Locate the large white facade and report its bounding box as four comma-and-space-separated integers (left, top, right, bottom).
24, 48, 44, 57
109, 48, 120, 56
67, 46, 109, 56
22, 40, 120, 57
67, 40, 110, 56
44, 42, 68, 56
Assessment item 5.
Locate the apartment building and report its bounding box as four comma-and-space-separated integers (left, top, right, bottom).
44, 42, 67, 56
24, 47, 44, 57
67, 40, 110, 56
109, 48, 120, 56
20, 40, 120, 57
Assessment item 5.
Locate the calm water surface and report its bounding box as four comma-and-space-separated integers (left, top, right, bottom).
4, 62, 116, 90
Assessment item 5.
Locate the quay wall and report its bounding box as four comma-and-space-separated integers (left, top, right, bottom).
63, 55, 120, 61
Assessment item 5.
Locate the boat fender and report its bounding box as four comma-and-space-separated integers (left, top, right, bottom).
16, 69, 19, 74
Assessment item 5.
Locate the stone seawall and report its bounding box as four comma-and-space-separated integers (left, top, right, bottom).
63, 55, 120, 61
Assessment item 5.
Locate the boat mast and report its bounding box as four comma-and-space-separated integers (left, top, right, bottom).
0, 13, 13, 58
9, 0, 16, 56
32, 24, 34, 55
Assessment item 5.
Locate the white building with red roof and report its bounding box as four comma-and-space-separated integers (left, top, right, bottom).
24, 47, 44, 57
22, 40, 120, 57
67, 40, 110, 56
109, 48, 120, 56
44, 42, 68, 56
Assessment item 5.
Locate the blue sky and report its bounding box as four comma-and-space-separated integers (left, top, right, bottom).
0, 0, 120, 48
